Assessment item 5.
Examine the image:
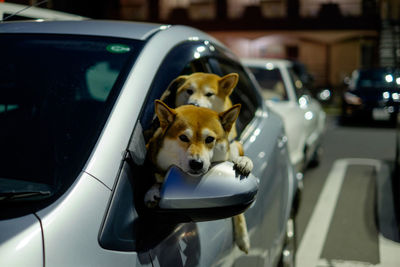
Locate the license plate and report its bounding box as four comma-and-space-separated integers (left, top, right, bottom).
372, 108, 390, 120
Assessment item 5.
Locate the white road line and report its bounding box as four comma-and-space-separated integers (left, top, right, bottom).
296, 158, 400, 267
296, 159, 348, 267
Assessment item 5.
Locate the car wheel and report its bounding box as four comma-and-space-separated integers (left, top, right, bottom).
308, 145, 322, 168
278, 214, 297, 267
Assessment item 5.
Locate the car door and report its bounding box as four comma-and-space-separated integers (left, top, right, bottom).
208, 57, 294, 267
99, 39, 294, 267
286, 67, 322, 164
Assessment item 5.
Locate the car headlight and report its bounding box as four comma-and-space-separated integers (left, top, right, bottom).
344, 92, 362, 105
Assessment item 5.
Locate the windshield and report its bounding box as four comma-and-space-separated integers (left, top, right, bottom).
0, 34, 143, 211
249, 66, 288, 101
357, 68, 400, 89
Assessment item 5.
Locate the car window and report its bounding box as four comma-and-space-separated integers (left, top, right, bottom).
288, 68, 310, 98
100, 41, 212, 252
139, 41, 210, 140
248, 66, 289, 102
0, 34, 143, 215
208, 58, 261, 134
357, 68, 400, 89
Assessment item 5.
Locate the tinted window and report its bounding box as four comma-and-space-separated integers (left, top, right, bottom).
0, 34, 143, 215
357, 68, 400, 89
249, 66, 288, 101
208, 58, 261, 134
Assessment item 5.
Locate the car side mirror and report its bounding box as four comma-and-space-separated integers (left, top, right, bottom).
154, 161, 259, 222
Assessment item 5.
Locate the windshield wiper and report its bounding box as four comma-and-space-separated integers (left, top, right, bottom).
0, 190, 51, 202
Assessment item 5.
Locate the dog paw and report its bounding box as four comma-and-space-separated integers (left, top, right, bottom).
144, 186, 161, 208
233, 156, 253, 177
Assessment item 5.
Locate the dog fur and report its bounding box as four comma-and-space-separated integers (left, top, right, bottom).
159, 73, 253, 253
145, 100, 250, 253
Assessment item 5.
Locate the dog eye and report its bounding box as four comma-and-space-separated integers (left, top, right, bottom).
205, 92, 214, 97
186, 89, 194, 95
205, 136, 215, 143
179, 134, 190, 142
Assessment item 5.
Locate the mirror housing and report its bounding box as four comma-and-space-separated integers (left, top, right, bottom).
153, 161, 259, 222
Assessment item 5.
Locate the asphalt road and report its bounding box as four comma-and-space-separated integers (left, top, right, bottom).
295, 115, 400, 267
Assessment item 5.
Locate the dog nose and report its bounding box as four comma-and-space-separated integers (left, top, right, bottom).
189, 159, 203, 171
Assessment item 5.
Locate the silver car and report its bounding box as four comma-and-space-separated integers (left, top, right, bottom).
0, 20, 300, 267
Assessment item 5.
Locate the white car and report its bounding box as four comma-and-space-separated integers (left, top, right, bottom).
0, 20, 299, 267
0, 2, 87, 21
242, 58, 326, 172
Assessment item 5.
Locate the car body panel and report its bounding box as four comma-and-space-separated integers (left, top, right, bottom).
0, 215, 43, 267
0, 20, 298, 267
36, 172, 151, 267
243, 58, 326, 171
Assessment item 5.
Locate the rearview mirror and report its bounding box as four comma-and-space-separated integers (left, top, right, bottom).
154, 161, 259, 222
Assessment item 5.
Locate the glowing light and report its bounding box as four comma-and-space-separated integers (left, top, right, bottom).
385, 74, 393, 83
196, 46, 206, 53
194, 52, 200, 59
393, 93, 400, 101
383, 91, 390, 99
189, 36, 199, 41
265, 63, 274, 70
396, 77, 400, 85
305, 111, 314, 120
159, 25, 170, 30
319, 89, 331, 101
299, 96, 308, 108
295, 80, 303, 88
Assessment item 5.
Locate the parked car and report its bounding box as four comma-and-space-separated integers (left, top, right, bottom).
0, 20, 300, 267
242, 58, 326, 172
341, 67, 400, 124
0, 2, 87, 21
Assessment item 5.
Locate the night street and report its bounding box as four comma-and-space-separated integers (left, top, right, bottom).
296, 114, 400, 266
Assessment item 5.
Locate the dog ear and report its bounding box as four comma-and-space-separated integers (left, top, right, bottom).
167, 75, 188, 94
160, 75, 188, 108
219, 104, 241, 132
155, 100, 176, 130
218, 73, 239, 96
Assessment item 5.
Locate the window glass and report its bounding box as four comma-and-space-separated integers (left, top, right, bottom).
288, 67, 308, 99
0, 34, 143, 215
208, 58, 261, 134
140, 41, 209, 141
248, 66, 288, 101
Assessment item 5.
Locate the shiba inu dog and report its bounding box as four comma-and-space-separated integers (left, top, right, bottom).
145, 100, 251, 253
160, 72, 252, 169
160, 72, 239, 141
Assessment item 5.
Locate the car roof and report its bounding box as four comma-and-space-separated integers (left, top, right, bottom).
0, 20, 168, 40
0, 2, 87, 21
241, 57, 292, 68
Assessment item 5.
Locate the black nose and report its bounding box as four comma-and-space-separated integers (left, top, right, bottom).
189, 159, 203, 171
189, 103, 200, 107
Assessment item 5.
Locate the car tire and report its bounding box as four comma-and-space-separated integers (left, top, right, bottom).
308, 145, 322, 168
278, 213, 297, 267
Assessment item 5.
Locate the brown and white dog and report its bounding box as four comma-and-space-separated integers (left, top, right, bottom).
160, 72, 253, 173
159, 73, 253, 254
145, 99, 252, 254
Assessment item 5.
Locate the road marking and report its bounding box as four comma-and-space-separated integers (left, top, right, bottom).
296, 158, 400, 267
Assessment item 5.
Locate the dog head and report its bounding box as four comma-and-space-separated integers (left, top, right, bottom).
172, 72, 239, 112
153, 100, 241, 176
